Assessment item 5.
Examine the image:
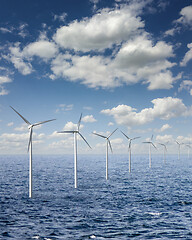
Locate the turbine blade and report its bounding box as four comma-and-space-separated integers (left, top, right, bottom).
108, 139, 113, 153
165, 145, 168, 152
33, 119, 56, 127
28, 128, 33, 152
151, 142, 157, 149
77, 113, 82, 131
143, 141, 151, 144
108, 128, 118, 139
10, 106, 31, 125
92, 132, 106, 139
175, 141, 180, 145
151, 134, 153, 141
120, 130, 130, 140
132, 136, 141, 141
129, 140, 131, 149
78, 132, 92, 149
57, 131, 75, 134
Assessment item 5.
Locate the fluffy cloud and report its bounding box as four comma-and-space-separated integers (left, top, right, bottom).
53, 12, 67, 22
0, 76, 12, 95
9, 44, 33, 75
50, 53, 120, 88
156, 124, 171, 133
6, 3, 178, 91
101, 97, 192, 126
54, 6, 144, 51
180, 43, 192, 66
82, 115, 97, 123
51, 34, 176, 89
179, 80, 192, 94
63, 121, 78, 131
155, 134, 174, 143
23, 40, 58, 59
176, 5, 192, 26
9, 40, 58, 75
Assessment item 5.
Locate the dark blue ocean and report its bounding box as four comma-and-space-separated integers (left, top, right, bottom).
1, 154, 192, 239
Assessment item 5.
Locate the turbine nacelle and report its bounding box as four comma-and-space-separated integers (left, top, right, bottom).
57, 113, 91, 149
92, 128, 118, 153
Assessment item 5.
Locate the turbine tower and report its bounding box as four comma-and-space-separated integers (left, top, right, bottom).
92, 128, 117, 180
158, 142, 168, 164
121, 131, 140, 173
143, 135, 157, 168
185, 144, 191, 160
176, 141, 183, 161
10, 106, 56, 198
58, 114, 91, 188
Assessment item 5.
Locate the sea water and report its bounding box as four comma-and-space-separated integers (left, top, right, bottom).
1, 154, 192, 239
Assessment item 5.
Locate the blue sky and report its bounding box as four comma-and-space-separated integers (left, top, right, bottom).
1, 0, 192, 155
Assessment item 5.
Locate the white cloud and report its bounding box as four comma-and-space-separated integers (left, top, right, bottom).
82, 115, 97, 123
179, 80, 192, 93
63, 121, 78, 131
101, 97, 192, 126
14, 123, 28, 132
180, 43, 192, 66
18, 23, 28, 38
5, 3, 177, 91
51, 34, 176, 90
176, 5, 192, 26
83, 106, 93, 110
9, 44, 33, 75
156, 123, 172, 133
108, 122, 114, 126
0, 132, 46, 153
14, 123, 41, 132
55, 104, 73, 113
23, 40, 58, 59
7, 122, 14, 127
0, 27, 12, 33
155, 134, 174, 143
90, 0, 100, 11
53, 12, 67, 22
50, 53, 120, 89
0, 76, 12, 95
54, 6, 144, 52
113, 35, 174, 69
9, 39, 58, 75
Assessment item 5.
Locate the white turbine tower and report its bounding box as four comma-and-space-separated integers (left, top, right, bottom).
143, 135, 157, 168
10, 106, 56, 198
185, 144, 191, 160
158, 142, 168, 164
176, 141, 183, 161
121, 131, 140, 173
92, 128, 118, 180
57, 114, 91, 189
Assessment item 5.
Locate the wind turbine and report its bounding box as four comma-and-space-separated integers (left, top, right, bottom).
158, 142, 168, 164
10, 106, 56, 198
176, 141, 183, 161
57, 114, 91, 188
143, 135, 157, 168
121, 131, 140, 173
92, 128, 118, 180
185, 144, 191, 160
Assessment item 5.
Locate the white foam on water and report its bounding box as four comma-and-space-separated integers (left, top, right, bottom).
90, 235, 96, 239
32, 236, 40, 239
148, 212, 162, 216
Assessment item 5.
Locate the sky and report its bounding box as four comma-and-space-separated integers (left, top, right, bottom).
0, 0, 192, 155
